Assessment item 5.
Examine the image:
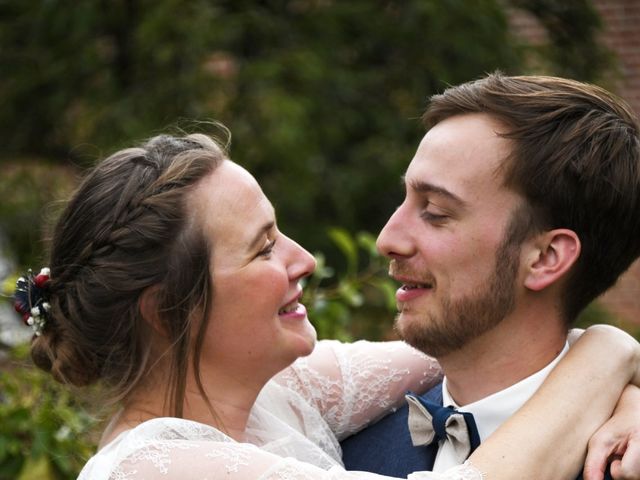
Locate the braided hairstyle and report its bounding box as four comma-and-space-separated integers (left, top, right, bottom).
31, 133, 225, 416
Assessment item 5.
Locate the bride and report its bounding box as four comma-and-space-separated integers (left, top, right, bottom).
17, 133, 640, 480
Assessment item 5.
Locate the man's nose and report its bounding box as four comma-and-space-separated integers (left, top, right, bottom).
377, 203, 415, 259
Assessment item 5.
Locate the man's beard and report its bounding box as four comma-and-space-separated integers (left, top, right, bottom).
396, 230, 522, 358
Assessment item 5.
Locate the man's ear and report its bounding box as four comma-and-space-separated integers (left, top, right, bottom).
138, 285, 168, 337
523, 229, 581, 291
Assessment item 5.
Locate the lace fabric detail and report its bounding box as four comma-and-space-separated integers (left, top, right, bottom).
121, 439, 197, 474
78, 340, 445, 480
205, 444, 251, 473
275, 340, 442, 440
258, 460, 484, 480
408, 462, 485, 480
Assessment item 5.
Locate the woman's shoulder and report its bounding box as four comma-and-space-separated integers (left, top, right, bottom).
78, 417, 233, 480
77, 416, 329, 480
105, 416, 231, 445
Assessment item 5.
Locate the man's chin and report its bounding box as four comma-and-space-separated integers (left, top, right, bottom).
395, 307, 438, 334
395, 312, 437, 354
395, 311, 467, 358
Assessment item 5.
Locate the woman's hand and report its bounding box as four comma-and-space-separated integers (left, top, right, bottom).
584, 385, 640, 480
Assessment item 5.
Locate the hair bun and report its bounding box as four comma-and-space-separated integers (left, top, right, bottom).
30, 311, 100, 387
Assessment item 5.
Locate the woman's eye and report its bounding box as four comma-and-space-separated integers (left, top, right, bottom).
258, 239, 276, 257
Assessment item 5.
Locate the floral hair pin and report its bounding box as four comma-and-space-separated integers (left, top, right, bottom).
14, 267, 51, 336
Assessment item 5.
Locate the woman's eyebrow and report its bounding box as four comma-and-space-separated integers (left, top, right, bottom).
248, 221, 275, 251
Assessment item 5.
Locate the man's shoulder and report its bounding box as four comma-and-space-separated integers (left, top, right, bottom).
340, 382, 443, 475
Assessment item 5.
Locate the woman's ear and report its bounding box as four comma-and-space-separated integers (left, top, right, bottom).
523, 229, 581, 291
138, 285, 168, 337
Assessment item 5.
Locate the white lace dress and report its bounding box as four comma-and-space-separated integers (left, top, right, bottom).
78, 340, 483, 480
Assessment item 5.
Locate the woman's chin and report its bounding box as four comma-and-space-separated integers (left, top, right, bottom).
288, 319, 317, 358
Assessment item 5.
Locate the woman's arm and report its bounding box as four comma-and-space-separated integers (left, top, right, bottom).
584, 384, 640, 480
275, 339, 442, 439
97, 326, 640, 480
467, 325, 640, 480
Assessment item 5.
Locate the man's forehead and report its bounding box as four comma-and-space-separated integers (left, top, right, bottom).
406, 115, 513, 193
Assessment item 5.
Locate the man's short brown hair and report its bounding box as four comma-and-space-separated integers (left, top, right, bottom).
423, 73, 640, 322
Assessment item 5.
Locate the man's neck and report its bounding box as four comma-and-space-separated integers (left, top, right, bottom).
437, 309, 568, 406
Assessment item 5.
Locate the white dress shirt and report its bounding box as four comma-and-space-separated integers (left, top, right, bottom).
432, 342, 570, 472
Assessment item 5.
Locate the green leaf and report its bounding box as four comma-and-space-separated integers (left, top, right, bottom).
356, 231, 379, 258
371, 277, 399, 311
338, 280, 364, 307
310, 252, 335, 281
328, 227, 357, 276
17, 455, 55, 480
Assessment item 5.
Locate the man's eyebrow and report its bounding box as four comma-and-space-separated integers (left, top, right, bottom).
248, 221, 275, 251
403, 176, 468, 208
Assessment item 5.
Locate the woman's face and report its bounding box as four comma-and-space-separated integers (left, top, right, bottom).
190, 160, 317, 379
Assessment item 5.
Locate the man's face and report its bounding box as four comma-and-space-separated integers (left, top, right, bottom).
377, 113, 528, 357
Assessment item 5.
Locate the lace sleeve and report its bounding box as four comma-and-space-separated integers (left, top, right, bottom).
103, 440, 483, 480
274, 340, 442, 440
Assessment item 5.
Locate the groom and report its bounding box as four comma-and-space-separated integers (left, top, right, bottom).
341, 73, 640, 477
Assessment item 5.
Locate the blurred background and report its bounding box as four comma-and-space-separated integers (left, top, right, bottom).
1, 1, 639, 478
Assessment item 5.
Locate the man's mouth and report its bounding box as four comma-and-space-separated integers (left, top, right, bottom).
389, 261, 435, 291
395, 279, 436, 304
401, 282, 433, 290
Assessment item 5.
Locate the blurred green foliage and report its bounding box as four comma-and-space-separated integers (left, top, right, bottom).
0, 0, 613, 262
0, 346, 98, 480
0, 162, 78, 268
304, 228, 397, 341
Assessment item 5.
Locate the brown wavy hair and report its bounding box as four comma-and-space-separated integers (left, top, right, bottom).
31, 133, 225, 417
423, 73, 640, 322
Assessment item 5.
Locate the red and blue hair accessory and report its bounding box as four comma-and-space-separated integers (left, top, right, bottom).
14, 267, 51, 336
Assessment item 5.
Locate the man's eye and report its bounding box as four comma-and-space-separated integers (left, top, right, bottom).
258, 239, 276, 257
421, 211, 448, 222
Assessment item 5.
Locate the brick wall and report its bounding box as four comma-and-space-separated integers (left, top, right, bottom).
508, 0, 640, 325
592, 0, 640, 325
595, 0, 640, 111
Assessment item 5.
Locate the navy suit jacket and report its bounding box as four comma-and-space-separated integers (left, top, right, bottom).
341, 382, 610, 479
341, 383, 442, 476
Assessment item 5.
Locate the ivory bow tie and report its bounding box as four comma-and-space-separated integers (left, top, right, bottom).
406, 393, 481, 465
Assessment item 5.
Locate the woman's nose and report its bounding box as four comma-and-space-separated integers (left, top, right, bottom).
286, 236, 317, 280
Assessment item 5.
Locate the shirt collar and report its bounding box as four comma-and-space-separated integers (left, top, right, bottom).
441, 342, 570, 441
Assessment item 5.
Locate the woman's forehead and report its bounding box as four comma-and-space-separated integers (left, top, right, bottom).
190, 161, 274, 251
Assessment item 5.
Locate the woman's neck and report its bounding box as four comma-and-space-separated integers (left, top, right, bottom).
103, 365, 269, 446
181, 376, 264, 441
